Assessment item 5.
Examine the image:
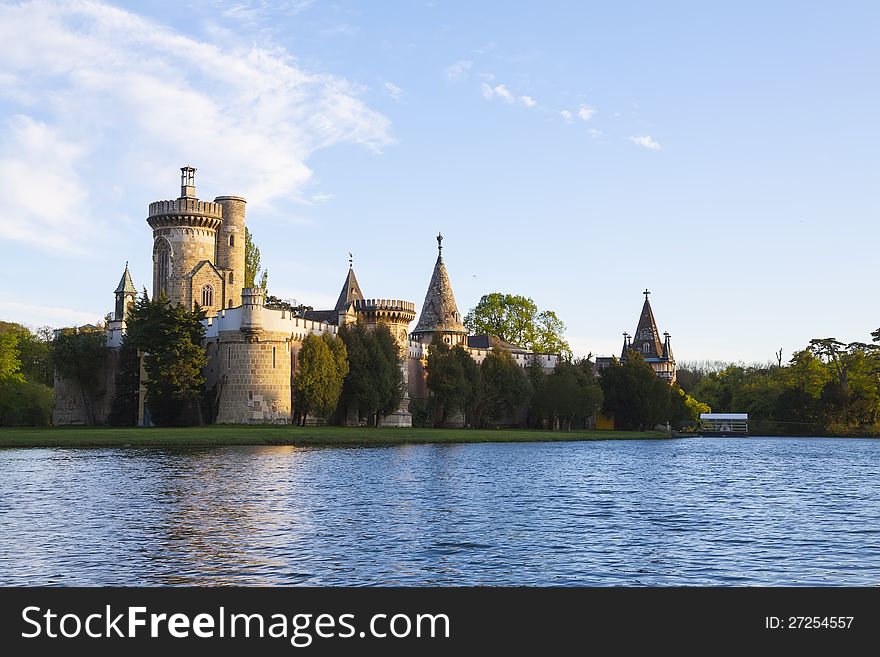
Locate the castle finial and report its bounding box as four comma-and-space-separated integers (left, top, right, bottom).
643, 288, 651, 301
348, 252, 353, 268
180, 166, 197, 199
437, 232, 443, 256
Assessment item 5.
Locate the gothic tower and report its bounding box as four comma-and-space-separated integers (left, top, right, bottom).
147, 167, 223, 311
411, 233, 468, 347
113, 262, 137, 322
622, 289, 676, 384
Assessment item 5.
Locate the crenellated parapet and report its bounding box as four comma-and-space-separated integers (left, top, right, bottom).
354, 298, 416, 323
147, 198, 223, 230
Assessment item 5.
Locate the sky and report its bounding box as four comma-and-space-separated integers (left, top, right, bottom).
0, 0, 878, 364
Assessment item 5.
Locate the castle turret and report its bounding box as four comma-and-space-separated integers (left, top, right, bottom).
335, 256, 365, 325
214, 196, 247, 309
114, 262, 137, 322
622, 289, 676, 384
240, 287, 265, 341
147, 166, 223, 312
411, 233, 468, 347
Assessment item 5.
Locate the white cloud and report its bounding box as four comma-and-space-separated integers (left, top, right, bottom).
630, 135, 662, 151
588, 128, 603, 138
0, 300, 104, 328
384, 81, 403, 100
309, 192, 333, 205
560, 110, 573, 123
444, 59, 473, 81
0, 1, 393, 253
482, 83, 514, 104
578, 104, 596, 121
520, 95, 537, 108
493, 84, 515, 104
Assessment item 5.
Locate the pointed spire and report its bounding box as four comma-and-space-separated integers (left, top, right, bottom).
413, 234, 467, 337
620, 332, 630, 359
114, 262, 137, 294
334, 260, 364, 312
629, 292, 664, 359
662, 332, 673, 360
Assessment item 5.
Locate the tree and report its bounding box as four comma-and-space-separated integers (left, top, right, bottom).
668, 384, 710, 430
474, 350, 532, 427
294, 332, 349, 424
0, 322, 53, 386
532, 358, 603, 430
52, 326, 108, 425
123, 292, 208, 426
107, 335, 140, 427
244, 227, 269, 292
425, 342, 480, 426
0, 379, 53, 427
464, 292, 572, 358
338, 323, 405, 426
0, 330, 23, 381
599, 352, 670, 430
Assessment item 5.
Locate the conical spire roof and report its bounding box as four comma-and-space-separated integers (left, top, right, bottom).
114, 263, 136, 294
413, 234, 467, 335
629, 291, 663, 359
334, 262, 364, 312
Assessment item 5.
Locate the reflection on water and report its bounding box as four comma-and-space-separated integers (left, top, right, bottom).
0, 438, 878, 586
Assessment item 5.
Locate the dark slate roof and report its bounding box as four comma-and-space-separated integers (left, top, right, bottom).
114, 263, 136, 294
629, 297, 664, 359
467, 334, 529, 353
334, 266, 364, 312
413, 254, 467, 335
302, 309, 338, 324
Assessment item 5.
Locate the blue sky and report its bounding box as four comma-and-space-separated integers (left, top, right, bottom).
0, 0, 878, 363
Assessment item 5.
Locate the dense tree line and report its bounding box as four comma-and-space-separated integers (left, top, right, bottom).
676, 333, 880, 435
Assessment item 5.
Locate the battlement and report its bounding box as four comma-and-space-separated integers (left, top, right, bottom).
147, 198, 223, 229
354, 299, 416, 313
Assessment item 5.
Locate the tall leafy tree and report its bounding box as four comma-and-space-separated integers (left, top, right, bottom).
425, 342, 480, 426
464, 292, 572, 358
599, 351, 670, 430
338, 323, 405, 426
532, 358, 603, 430
244, 227, 269, 292
474, 350, 532, 427
0, 330, 23, 381
123, 292, 207, 426
294, 332, 349, 424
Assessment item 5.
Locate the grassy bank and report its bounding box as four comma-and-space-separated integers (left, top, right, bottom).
0, 425, 669, 448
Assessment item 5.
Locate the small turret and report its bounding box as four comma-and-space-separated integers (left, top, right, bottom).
114, 262, 137, 322
240, 287, 264, 341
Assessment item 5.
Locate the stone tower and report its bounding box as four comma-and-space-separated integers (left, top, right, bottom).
148, 167, 223, 311
411, 233, 468, 347
214, 195, 246, 309
113, 262, 137, 322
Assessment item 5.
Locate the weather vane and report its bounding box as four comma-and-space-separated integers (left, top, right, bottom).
437, 232, 443, 255
348, 252, 353, 268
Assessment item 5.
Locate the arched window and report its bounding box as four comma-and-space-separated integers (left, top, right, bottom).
154, 239, 171, 296
643, 343, 650, 353
202, 284, 214, 308
229, 271, 234, 284
228, 298, 233, 308
229, 234, 235, 247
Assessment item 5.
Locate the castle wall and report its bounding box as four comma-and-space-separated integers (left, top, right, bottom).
52, 349, 119, 426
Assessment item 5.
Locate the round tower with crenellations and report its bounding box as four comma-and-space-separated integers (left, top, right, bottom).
147, 166, 223, 312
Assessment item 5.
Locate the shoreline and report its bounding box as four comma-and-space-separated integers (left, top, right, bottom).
0, 426, 670, 448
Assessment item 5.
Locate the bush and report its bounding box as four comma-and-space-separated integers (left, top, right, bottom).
0, 379, 53, 426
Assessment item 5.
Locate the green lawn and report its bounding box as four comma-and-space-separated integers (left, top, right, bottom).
0, 425, 669, 448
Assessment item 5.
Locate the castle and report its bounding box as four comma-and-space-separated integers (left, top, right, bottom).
54, 167, 560, 426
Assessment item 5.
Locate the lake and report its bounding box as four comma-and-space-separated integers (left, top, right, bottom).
0, 437, 878, 586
